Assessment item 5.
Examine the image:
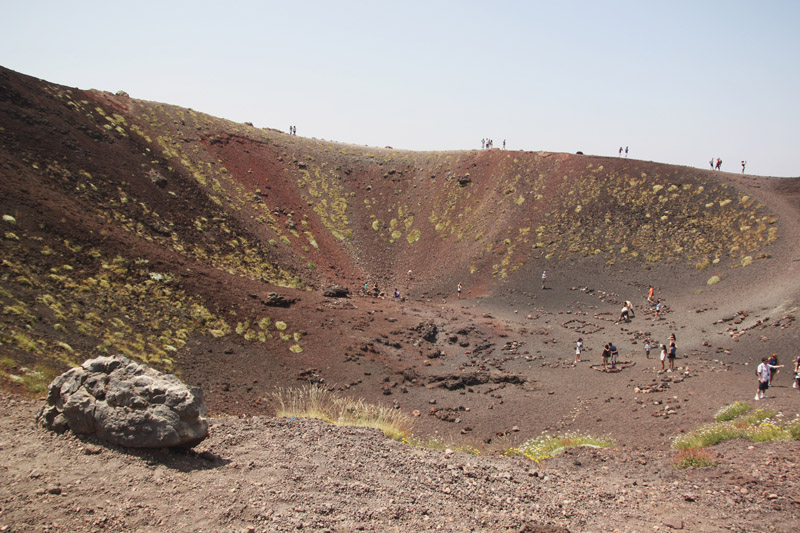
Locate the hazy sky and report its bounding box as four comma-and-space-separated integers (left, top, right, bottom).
3, 1, 798, 177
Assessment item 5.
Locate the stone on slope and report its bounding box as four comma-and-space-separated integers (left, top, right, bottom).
323, 285, 350, 298
36, 355, 208, 448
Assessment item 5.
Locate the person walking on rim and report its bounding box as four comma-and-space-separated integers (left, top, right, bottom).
541, 270, 547, 290
575, 338, 583, 363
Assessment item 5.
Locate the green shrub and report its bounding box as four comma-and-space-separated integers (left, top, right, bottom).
787, 418, 800, 440
695, 257, 711, 271
673, 423, 744, 450
738, 408, 778, 426
715, 401, 752, 422
747, 422, 791, 443
676, 406, 799, 450
509, 433, 613, 463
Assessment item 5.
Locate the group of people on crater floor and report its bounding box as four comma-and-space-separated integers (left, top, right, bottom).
566, 285, 678, 373
756, 353, 800, 400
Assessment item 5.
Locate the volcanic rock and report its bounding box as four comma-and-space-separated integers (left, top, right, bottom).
36, 355, 208, 448
415, 321, 439, 343
323, 285, 350, 298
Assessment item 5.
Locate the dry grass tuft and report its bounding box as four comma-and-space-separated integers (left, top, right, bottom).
272, 385, 412, 441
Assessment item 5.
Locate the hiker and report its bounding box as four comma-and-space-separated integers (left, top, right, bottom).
619, 147, 623, 157
667, 336, 677, 371
457, 282, 462, 299
756, 356, 783, 400
659, 344, 667, 372
741, 160, 747, 174
715, 158, 722, 170
503, 139, 506, 150
393, 288, 400, 300
575, 338, 583, 363
654, 300, 662, 320
609, 342, 619, 368
541, 270, 547, 290
617, 305, 629, 323
481, 138, 485, 149
794, 354, 800, 389
767, 353, 780, 385
625, 300, 634, 319
407, 269, 412, 280
644, 339, 652, 359
602, 344, 611, 371
625, 146, 629, 157
647, 285, 654, 304
709, 158, 714, 170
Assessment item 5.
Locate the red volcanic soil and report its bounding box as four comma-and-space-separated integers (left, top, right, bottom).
1, 65, 800, 530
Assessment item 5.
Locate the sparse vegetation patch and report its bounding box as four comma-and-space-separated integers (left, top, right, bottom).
272, 385, 412, 441
508, 433, 613, 463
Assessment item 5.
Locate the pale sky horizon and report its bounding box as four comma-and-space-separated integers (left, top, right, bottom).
2, 0, 799, 177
